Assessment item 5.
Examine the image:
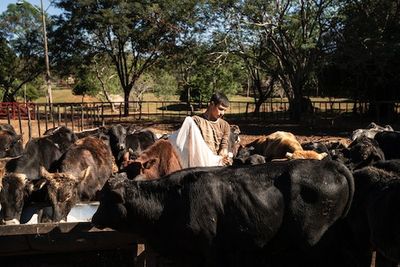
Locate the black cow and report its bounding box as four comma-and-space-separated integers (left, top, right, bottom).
349, 162, 400, 266
124, 130, 157, 160
265, 160, 400, 267
92, 160, 354, 267
0, 124, 23, 158
351, 122, 393, 141
39, 136, 114, 222
233, 145, 266, 165
341, 136, 385, 170
107, 124, 127, 166
374, 131, 400, 160
0, 129, 23, 159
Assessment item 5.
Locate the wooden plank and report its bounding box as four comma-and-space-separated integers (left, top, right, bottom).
0, 222, 143, 257
0, 222, 139, 237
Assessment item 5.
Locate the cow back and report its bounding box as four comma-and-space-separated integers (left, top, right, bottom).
61, 136, 114, 199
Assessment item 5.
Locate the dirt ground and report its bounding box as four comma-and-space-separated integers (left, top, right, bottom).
145, 119, 353, 148
1, 118, 354, 148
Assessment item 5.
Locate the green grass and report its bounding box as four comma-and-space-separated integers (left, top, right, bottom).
35, 89, 100, 103
33, 89, 348, 105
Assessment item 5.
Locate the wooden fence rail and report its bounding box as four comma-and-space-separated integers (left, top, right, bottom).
1, 100, 399, 142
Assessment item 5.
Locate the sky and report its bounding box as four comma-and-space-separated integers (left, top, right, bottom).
0, 0, 62, 15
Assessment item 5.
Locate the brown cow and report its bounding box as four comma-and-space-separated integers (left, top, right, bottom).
247, 131, 327, 161
123, 139, 182, 181
38, 136, 114, 222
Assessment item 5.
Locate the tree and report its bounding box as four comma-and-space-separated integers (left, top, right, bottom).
0, 3, 48, 102
92, 53, 121, 111
210, 0, 340, 120
322, 0, 400, 120
153, 70, 178, 101
72, 74, 98, 101
209, 10, 278, 114
54, 0, 199, 116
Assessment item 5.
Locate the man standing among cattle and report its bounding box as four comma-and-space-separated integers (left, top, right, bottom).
169, 92, 232, 168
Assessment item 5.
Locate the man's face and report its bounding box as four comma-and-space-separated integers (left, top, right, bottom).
209, 102, 228, 121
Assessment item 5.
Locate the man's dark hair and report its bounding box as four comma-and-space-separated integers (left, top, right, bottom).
210, 92, 230, 107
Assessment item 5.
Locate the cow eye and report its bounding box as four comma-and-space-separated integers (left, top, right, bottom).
300, 186, 318, 204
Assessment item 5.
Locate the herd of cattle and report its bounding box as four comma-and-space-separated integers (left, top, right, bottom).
1, 121, 400, 266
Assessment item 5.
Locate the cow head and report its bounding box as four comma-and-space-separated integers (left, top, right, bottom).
40, 166, 90, 222
0, 130, 23, 158
108, 124, 127, 152
346, 136, 385, 169
0, 174, 44, 225
275, 160, 354, 247
92, 174, 128, 230
125, 158, 159, 180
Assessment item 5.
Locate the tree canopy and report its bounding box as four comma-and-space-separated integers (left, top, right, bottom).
0, 0, 399, 120
0, 2, 48, 101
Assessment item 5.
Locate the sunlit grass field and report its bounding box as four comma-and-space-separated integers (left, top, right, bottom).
33, 89, 353, 117
35, 89, 347, 103
34, 89, 255, 104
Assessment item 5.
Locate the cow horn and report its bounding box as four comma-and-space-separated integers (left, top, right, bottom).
79, 166, 91, 181
40, 166, 52, 180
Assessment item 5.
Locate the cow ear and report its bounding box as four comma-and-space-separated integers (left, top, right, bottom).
40, 166, 53, 180
286, 152, 293, 159
143, 158, 157, 169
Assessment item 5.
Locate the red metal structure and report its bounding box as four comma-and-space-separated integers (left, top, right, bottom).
0, 102, 36, 119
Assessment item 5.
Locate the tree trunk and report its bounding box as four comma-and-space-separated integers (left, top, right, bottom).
121, 82, 135, 117
123, 90, 130, 117
2, 91, 16, 102
288, 83, 303, 121
252, 76, 275, 115
289, 97, 302, 121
